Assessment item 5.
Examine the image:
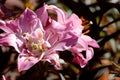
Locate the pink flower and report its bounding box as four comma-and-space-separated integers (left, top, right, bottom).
0, 5, 78, 72
36, 4, 99, 67
70, 34, 99, 67
0, 8, 44, 71
0, 4, 99, 72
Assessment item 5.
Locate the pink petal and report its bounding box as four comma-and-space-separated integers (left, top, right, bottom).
18, 8, 38, 34
73, 56, 87, 68
66, 14, 83, 34
46, 5, 67, 24
49, 20, 66, 31
52, 32, 78, 51
30, 20, 44, 43
76, 37, 88, 50
71, 48, 87, 67
43, 53, 61, 69
81, 34, 100, 48
0, 33, 23, 53
35, 4, 49, 27
71, 47, 94, 68
18, 49, 40, 72
86, 47, 94, 60
0, 20, 20, 33
2, 75, 6, 80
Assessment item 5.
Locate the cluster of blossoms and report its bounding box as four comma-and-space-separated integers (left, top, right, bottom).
0, 4, 99, 72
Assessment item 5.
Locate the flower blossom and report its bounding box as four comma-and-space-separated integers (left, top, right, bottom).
0, 4, 99, 72
0, 4, 77, 72
38, 5, 99, 67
